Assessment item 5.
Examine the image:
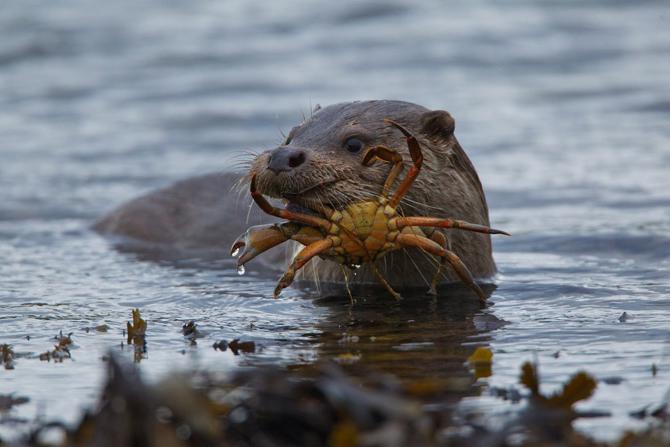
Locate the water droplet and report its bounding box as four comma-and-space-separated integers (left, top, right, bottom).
237, 265, 246, 275
231, 247, 240, 257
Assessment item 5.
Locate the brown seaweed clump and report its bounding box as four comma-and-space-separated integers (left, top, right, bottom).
1, 344, 15, 370
48, 357, 430, 447
9, 355, 668, 447
38, 332, 73, 363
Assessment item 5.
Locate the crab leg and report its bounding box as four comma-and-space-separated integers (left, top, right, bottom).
250, 174, 333, 231
339, 265, 355, 305
396, 233, 486, 303
274, 238, 334, 297
407, 227, 453, 294
362, 146, 404, 198
384, 119, 424, 210
426, 230, 449, 296
371, 265, 402, 301
231, 222, 324, 267
394, 216, 510, 236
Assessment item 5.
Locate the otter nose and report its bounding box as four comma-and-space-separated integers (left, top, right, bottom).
267, 147, 306, 174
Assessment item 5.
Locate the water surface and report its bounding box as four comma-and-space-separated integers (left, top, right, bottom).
1, 0, 669, 442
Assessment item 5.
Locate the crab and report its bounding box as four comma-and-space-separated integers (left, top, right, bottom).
231, 119, 509, 302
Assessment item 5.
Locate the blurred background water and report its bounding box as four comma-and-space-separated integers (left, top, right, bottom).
1, 0, 669, 442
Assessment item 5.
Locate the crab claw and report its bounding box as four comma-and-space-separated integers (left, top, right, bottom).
230, 235, 251, 266
230, 224, 291, 267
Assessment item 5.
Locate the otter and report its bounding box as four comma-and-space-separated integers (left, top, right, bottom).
95, 100, 496, 293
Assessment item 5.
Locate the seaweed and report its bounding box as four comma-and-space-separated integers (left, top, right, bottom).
126, 309, 147, 363
38, 332, 73, 363
467, 346, 493, 379
2, 314, 667, 447
212, 339, 256, 355
12, 353, 667, 447
126, 309, 147, 343
520, 361, 597, 409
1, 344, 15, 370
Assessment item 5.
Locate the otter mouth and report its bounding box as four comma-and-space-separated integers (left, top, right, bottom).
280, 177, 339, 199
281, 178, 340, 203
279, 177, 341, 213
252, 164, 348, 213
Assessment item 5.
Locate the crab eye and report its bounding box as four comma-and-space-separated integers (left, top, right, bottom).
344, 137, 363, 153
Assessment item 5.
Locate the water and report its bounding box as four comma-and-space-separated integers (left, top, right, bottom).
1, 0, 669, 442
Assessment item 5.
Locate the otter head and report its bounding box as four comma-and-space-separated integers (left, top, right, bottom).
248, 100, 458, 213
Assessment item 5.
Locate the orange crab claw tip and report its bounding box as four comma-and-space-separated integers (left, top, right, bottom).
494, 229, 511, 236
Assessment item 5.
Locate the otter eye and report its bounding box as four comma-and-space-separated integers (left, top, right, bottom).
344, 137, 363, 154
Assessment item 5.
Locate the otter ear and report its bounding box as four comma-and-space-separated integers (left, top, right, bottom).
420, 110, 455, 138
